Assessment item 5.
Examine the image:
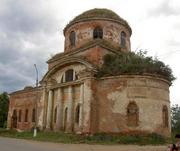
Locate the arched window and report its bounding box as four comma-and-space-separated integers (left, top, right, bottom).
162, 105, 169, 128
54, 106, 57, 123
120, 31, 126, 47
32, 108, 36, 122
65, 69, 74, 82
25, 109, 28, 122
69, 31, 76, 46
18, 110, 22, 122
75, 104, 80, 124
127, 102, 139, 127
93, 27, 103, 39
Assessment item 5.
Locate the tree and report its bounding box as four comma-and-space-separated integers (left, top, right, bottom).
0, 92, 9, 128
171, 104, 180, 133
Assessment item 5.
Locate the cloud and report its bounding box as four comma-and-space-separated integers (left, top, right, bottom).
0, 0, 63, 93
0, 0, 180, 106
148, 0, 180, 17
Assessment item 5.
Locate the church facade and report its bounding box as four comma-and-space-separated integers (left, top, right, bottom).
7, 9, 171, 136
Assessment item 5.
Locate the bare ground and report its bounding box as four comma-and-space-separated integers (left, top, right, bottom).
0, 137, 167, 151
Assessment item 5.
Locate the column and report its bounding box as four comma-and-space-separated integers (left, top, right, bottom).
67, 86, 73, 132
42, 87, 47, 129
46, 90, 53, 130
56, 88, 63, 130
79, 84, 84, 129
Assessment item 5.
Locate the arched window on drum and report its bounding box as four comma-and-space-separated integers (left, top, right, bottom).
120, 31, 126, 47
93, 26, 103, 39
69, 31, 76, 46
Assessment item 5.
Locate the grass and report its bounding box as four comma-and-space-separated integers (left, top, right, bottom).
0, 129, 170, 145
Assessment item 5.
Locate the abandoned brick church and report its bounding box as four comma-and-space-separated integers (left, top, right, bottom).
7, 8, 171, 136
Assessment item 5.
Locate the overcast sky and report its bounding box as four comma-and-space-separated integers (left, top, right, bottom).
0, 0, 180, 105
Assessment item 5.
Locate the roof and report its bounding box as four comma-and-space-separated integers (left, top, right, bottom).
64, 8, 132, 34
48, 39, 123, 63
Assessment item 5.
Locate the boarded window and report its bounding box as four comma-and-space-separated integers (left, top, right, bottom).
75, 104, 80, 124
69, 31, 76, 46
32, 108, 36, 122
18, 110, 22, 122
121, 31, 126, 47
127, 102, 139, 127
54, 106, 57, 123
65, 69, 74, 82
93, 27, 103, 39
25, 109, 28, 122
162, 105, 169, 128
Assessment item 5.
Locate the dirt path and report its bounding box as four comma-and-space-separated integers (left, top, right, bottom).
0, 137, 167, 151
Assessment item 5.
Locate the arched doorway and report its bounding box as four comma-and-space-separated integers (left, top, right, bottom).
12, 110, 17, 128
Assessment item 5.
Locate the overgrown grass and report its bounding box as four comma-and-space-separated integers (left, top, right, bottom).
0, 129, 169, 145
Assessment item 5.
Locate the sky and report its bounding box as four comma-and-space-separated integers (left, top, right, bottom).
0, 0, 180, 105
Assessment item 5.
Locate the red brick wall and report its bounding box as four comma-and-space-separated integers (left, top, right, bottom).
8, 87, 42, 130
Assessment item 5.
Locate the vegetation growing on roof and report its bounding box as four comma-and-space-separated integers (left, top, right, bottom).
97, 50, 175, 85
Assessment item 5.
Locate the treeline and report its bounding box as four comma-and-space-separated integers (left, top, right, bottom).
0, 92, 9, 128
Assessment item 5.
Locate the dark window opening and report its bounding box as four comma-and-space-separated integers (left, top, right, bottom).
121, 31, 126, 47
25, 109, 28, 122
127, 102, 139, 127
65, 69, 74, 82
75, 104, 80, 124
93, 27, 103, 39
163, 105, 169, 128
32, 108, 36, 122
69, 31, 76, 46
18, 110, 22, 122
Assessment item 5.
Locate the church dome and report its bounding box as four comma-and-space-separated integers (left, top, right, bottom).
64, 8, 132, 34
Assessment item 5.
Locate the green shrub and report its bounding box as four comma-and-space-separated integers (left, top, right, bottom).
147, 133, 166, 144
116, 135, 142, 144
97, 51, 175, 85
0, 130, 167, 145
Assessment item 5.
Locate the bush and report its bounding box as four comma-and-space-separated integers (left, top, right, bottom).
97, 51, 175, 85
